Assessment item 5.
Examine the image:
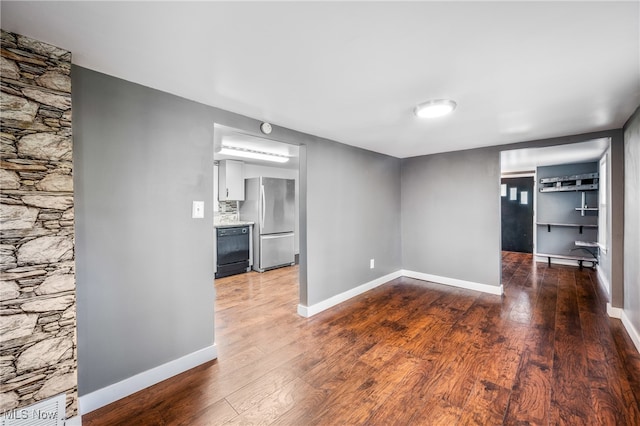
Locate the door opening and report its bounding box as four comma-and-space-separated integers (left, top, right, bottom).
212, 122, 304, 305
501, 176, 534, 253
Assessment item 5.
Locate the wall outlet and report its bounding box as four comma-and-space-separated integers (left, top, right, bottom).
370, 258, 375, 269
192, 201, 205, 219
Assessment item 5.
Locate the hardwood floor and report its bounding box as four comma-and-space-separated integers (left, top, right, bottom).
83, 252, 640, 425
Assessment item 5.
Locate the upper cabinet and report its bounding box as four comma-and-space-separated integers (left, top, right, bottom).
219, 160, 245, 201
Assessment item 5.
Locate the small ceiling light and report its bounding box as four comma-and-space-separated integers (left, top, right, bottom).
414, 99, 457, 119
219, 145, 289, 163
260, 122, 272, 134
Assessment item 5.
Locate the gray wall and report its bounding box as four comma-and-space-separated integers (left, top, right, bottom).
73, 67, 217, 394
72, 63, 632, 397
72, 65, 404, 394
624, 107, 640, 332
401, 147, 502, 287
398, 130, 624, 295
304, 139, 402, 305
536, 162, 598, 256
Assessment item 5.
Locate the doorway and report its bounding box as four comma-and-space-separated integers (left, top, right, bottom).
500, 138, 610, 269
501, 176, 534, 253
213, 122, 304, 303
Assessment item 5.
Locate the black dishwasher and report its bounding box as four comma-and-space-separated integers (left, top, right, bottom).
215, 226, 250, 278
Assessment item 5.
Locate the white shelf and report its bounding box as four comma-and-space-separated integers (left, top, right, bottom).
537, 222, 597, 234
537, 222, 597, 228
575, 240, 598, 248
539, 172, 599, 192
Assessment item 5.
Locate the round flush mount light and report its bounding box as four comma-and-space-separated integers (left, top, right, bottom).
414, 99, 457, 119
260, 122, 272, 134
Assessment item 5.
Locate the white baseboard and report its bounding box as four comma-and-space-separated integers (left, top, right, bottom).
298, 270, 504, 318
621, 310, 640, 354
607, 303, 623, 319
401, 270, 504, 296
297, 271, 402, 318
596, 266, 611, 297
79, 344, 217, 415
606, 304, 640, 354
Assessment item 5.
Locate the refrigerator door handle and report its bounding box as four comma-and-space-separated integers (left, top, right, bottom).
260, 184, 265, 233
261, 233, 294, 240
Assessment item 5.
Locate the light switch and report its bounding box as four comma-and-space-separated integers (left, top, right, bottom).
192, 201, 205, 219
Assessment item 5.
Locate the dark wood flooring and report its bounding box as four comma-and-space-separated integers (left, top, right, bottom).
83, 252, 640, 425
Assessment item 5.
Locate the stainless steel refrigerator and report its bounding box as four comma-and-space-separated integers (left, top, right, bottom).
240, 177, 295, 272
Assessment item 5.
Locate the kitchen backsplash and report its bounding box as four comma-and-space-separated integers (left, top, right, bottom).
219, 200, 238, 213
216, 201, 239, 223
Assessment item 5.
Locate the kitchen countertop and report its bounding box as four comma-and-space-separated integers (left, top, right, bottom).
214, 221, 254, 229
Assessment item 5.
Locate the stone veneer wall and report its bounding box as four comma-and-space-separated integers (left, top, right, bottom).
0, 30, 77, 418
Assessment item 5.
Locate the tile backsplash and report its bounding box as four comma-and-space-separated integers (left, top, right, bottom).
219, 200, 238, 214
215, 201, 239, 223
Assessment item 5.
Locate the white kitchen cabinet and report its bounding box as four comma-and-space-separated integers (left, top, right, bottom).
219, 160, 245, 201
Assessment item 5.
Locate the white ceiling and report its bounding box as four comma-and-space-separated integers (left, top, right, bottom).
500, 138, 610, 174
2, 1, 638, 159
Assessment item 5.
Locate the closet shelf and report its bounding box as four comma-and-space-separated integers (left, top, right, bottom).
536, 222, 597, 228
575, 241, 599, 248
539, 172, 599, 192
536, 222, 597, 234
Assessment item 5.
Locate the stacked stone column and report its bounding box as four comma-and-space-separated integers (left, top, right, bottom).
1, 30, 77, 418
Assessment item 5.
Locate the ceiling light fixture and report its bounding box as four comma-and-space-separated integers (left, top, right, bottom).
414, 99, 457, 119
219, 145, 289, 163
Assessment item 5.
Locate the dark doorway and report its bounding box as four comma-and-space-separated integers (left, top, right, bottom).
501, 176, 534, 253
